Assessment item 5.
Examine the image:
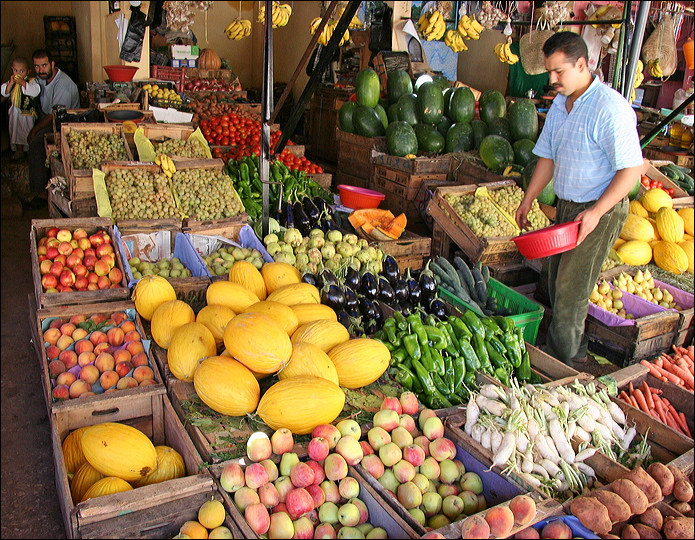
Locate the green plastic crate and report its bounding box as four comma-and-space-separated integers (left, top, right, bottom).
439, 277, 545, 345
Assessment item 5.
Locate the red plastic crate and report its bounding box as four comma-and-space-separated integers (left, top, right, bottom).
150, 65, 185, 92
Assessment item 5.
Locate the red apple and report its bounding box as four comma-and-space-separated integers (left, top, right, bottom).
78, 237, 91, 250
42, 273, 58, 290
56, 229, 72, 242
94, 259, 110, 277
89, 232, 105, 247
108, 267, 123, 285
54, 254, 66, 266
38, 236, 48, 247
59, 268, 76, 288
73, 263, 88, 278
70, 239, 79, 249
83, 254, 97, 270
39, 259, 53, 275
49, 261, 64, 277
74, 276, 89, 290
97, 275, 111, 289
57, 284, 73, 293
83, 248, 95, 258
46, 247, 60, 260
100, 253, 115, 269
102, 232, 111, 244
46, 227, 60, 238
58, 242, 73, 256
71, 247, 84, 259
65, 253, 82, 269
37, 245, 48, 256
46, 237, 60, 249
95, 243, 113, 257
86, 272, 99, 284
73, 228, 88, 240
87, 283, 99, 291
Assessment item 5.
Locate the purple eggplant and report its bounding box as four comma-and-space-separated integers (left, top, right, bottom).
359, 272, 379, 300
345, 266, 361, 290
382, 255, 400, 284
321, 284, 345, 311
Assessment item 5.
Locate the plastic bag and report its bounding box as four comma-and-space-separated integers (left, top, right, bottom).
369, 3, 392, 53
120, 4, 147, 62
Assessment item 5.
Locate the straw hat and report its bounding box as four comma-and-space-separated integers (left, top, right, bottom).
519, 30, 556, 75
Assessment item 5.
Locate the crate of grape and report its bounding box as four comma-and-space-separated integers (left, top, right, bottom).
135, 124, 211, 162
426, 181, 552, 265
60, 123, 134, 200
113, 224, 211, 289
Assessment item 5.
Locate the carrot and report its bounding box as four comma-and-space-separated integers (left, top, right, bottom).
666, 410, 684, 433
632, 388, 650, 414
670, 363, 694, 389
669, 404, 689, 433
649, 363, 684, 386
661, 397, 671, 407
642, 360, 664, 379
679, 412, 692, 438
648, 386, 662, 394
619, 390, 631, 403
629, 381, 634, 394
654, 398, 671, 425
655, 357, 664, 368
642, 381, 655, 410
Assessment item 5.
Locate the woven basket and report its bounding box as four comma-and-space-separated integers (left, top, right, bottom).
642, 14, 677, 77
520, 30, 556, 75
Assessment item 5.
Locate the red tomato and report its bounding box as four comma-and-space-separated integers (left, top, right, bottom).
650, 180, 660, 189
666, 188, 675, 197
641, 176, 650, 187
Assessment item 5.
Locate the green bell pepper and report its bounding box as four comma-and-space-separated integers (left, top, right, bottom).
403, 334, 421, 361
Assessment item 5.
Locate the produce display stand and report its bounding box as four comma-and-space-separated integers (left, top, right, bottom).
371, 148, 453, 175
50, 390, 209, 539
30, 218, 130, 309
47, 188, 98, 219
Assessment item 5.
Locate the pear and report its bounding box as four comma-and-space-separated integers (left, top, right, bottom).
626, 313, 636, 319
598, 280, 611, 295
590, 289, 601, 303
612, 288, 623, 299
634, 269, 644, 283
646, 278, 655, 289
660, 301, 670, 308
643, 268, 652, 281
663, 290, 673, 304
604, 297, 613, 309
617, 309, 627, 318
627, 282, 636, 294
613, 299, 624, 310
652, 288, 664, 302
674, 303, 682, 310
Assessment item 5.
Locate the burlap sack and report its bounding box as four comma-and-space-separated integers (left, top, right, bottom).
642, 14, 677, 77
520, 30, 556, 75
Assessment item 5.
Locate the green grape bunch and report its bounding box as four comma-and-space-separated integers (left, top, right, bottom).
67, 130, 129, 169
443, 192, 517, 237
171, 168, 244, 221
153, 137, 207, 158
488, 185, 551, 231
105, 168, 182, 220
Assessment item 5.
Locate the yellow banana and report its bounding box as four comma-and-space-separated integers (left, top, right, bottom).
310, 17, 322, 35
349, 15, 362, 29
466, 25, 480, 40
504, 42, 519, 64
588, 5, 611, 28
154, 154, 161, 165
470, 17, 484, 34
167, 156, 176, 174
418, 12, 429, 33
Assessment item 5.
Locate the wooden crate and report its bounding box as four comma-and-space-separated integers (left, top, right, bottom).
370, 148, 452, 175
29, 296, 166, 415
372, 229, 432, 271
641, 162, 690, 199
643, 146, 694, 169
426, 181, 524, 265
184, 67, 238, 82
51, 391, 211, 539
47, 188, 98, 219
60, 123, 133, 200
414, 179, 464, 229
307, 87, 351, 163
139, 123, 195, 143
337, 129, 384, 186
450, 152, 512, 185
335, 170, 369, 190
431, 222, 456, 260
30, 218, 130, 309
308, 172, 332, 191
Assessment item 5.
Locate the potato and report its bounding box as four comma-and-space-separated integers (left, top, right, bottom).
671, 501, 693, 518
570, 496, 613, 535
633, 523, 663, 539
673, 480, 694, 503
612, 478, 649, 515
663, 516, 694, 539
639, 506, 664, 531
625, 466, 664, 504
621, 524, 641, 539
590, 490, 632, 522
667, 465, 688, 486
649, 463, 675, 497
598, 535, 621, 540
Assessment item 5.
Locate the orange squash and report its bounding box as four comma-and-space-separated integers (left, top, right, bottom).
348, 208, 394, 229
380, 213, 407, 239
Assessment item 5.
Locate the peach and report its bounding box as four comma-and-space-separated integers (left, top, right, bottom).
323, 453, 348, 482
286, 487, 314, 520
414, 435, 431, 457
313, 522, 336, 539
334, 436, 363, 466
305, 460, 324, 485
516, 526, 541, 539
418, 409, 438, 431
372, 408, 400, 432
338, 477, 360, 500
307, 437, 330, 462
94, 352, 115, 373
106, 326, 125, 347
380, 396, 403, 415
69, 379, 92, 399
397, 481, 423, 510
109, 311, 128, 325
312, 424, 342, 448
119, 319, 136, 333
319, 480, 341, 505
367, 426, 391, 452
245, 462, 270, 490
58, 349, 78, 370
45, 345, 61, 360
292, 516, 314, 539
132, 365, 154, 383
124, 330, 142, 345
138, 379, 157, 386
509, 495, 537, 527
74, 338, 94, 355
43, 327, 62, 346
77, 351, 96, 367
378, 442, 402, 468
219, 462, 245, 493
71, 328, 88, 341
422, 416, 445, 440
89, 330, 108, 346
125, 340, 144, 357
485, 505, 514, 538
79, 364, 100, 385
258, 482, 280, 509
130, 351, 149, 368
112, 348, 131, 365
99, 370, 119, 390
247, 431, 273, 463
290, 462, 315, 489
274, 476, 294, 503
399, 413, 417, 435
116, 376, 138, 390
56, 334, 74, 351
115, 361, 134, 378
390, 426, 414, 449
244, 503, 270, 535
52, 384, 70, 401
306, 483, 325, 508
270, 427, 294, 455
268, 511, 294, 539
48, 359, 67, 378
89, 313, 107, 324
461, 514, 491, 540
361, 454, 385, 480
429, 437, 457, 462
437, 482, 459, 499
402, 444, 426, 468
540, 520, 572, 539
55, 371, 77, 387
360, 440, 374, 456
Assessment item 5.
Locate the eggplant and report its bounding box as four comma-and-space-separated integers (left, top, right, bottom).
429, 298, 448, 319
346, 304, 361, 319
359, 296, 378, 323
319, 212, 338, 231
302, 272, 319, 287
382, 255, 400, 284
336, 309, 351, 329
345, 266, 361, 290
321, 284, 345, 311
372, 300, 384, 327
405, 268, 421, 306
364, 319, 379, 335
359, 272, 379, 300
302, 196, 320, 227
377, 277, 395, 304
313, 196, 329, 215
319, 268, 339, 288
393, 276, 409, 304
293, 200, 311, 236
399, 298, 413, 317
388, 299, 402, 312
343, 286, 359, 311
419, 260, 438, 298
282, 200, 295, 229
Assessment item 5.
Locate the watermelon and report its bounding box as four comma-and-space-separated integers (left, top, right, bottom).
448, 87, 476, 124
352, 105, 386, 138
445, 122, 473, 153
338, 101, 359, 133
479, 89, 506, 126
386, 121, 418, 157
508, 98, 539, 142
628, 177, 641, 201
512, 139, 537, 167
436, 115, 453, 137
471, 119, 488, 151
355, 68, 381, 108
397, 93, 419, 126
479, 134, 514, 174
522, 159, 555, 205
414, 74, 434, 93
487, 117, 513, 143
387, 102, 400, 123
433, 73, 450, 92
414, 123, 445, 154
416, 81, 444, 125
387, 69, 414, 104
373, 103, 389, 131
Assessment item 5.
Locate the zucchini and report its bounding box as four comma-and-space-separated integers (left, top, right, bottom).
667, 163, 685, 182
481, 264, 491, 284
431, 262, 456, 287
454, 256, 476, 293
456, 269, 472, 296
471, 266, 488, 305
437, 256, 460, 283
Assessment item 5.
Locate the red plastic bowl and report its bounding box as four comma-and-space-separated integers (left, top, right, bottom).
513, 221, 580, 260
337, 184, 385, 210
103, 65, 138, 82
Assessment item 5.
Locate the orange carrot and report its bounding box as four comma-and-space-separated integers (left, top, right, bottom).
661, 396, 671, 407
642, 360, 667, 380
670, 363, 694, 389
669, 404, 689, 433
648, 386, 662, 394
679, 412, 692, 438
629, 381, 634, 394
619, 390, 631, 403
655, 356, 664, 368
654, 398, 670, 425
633, 388, 650, 414
649, 363, 684, 385
666, 410, 684, 433
642, 381, 655, 410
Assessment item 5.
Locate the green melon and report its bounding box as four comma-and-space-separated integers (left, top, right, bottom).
416, 81, 444, 125
508, 98, 539, 142
414, 123, 445, 154
397, 93, 419, 126
471, 119, 488, 151
479, 89, 506, 126
436, 115, 453, 137
414, 74, 434, 94
338, 101, 359, 134
386, 121, 418, 157
522, 159, 555, 205
442, 87, 454, 117
387, 69, 414, 104
487, 117, 513, 143
387, 102, 400, 124
373, 103, 389, 131
479, 134, 514, 174
355, 68, 381, 108
512, 139, 537, 167
352, 105, 386, 138
445, 122, 473, 153
433, 74, 450, 92
448, 87, 476, 124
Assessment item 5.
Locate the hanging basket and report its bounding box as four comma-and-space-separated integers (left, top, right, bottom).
642, 14, 677, 78
519, 30, 556, 75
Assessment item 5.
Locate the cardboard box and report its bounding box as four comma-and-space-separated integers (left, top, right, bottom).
170, 45, 199, 59
171, 59, 197, 69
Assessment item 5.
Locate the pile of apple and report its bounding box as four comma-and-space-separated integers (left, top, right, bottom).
36, 227, 124, 293
358, 393, 487, 531
174, 499, 234, 540
218, 422, 392, 539
44, 310, 157, 401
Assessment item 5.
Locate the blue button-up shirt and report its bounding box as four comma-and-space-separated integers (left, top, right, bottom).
533, 76, 643, 203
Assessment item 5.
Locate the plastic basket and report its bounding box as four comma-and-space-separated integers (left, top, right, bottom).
440, 277, 545, 345
150, 65, 186, 92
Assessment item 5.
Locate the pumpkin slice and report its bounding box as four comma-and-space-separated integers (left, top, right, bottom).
348, 208, 394, 229
380, 213, 407, 239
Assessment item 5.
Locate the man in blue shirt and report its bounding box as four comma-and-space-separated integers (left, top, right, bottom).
515, 32, 643, 367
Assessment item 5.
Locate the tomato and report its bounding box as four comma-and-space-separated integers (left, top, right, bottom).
666, 188, 675, 197
220, 137, 230, 146
641, 176, 650, 187
222, 115, 230, 122
650, 180, 660, 189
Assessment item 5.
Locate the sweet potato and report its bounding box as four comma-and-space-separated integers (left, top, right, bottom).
611, 478, 649, 515
667, 465, 688, 486
639, 506, 664, 531
673, 479, 694, 503
649, 462, 675, 497
625, 466, 664, 504
621, 524, 640, 539
570, 496, 612, 535
663, 516, 694, 539
590, 490, 632, 523
671, 501, 693, 518
633, 523, 663, 539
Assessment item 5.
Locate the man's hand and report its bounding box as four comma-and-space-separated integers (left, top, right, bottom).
515, 199, 533, 231
574, 206, 603, 245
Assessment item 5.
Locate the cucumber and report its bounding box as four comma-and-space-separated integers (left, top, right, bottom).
481, 264, 491, 284
471, 266, 488, 305
667, 163, 685, 182
454, 256, 476, 293
437, 256, 460, 284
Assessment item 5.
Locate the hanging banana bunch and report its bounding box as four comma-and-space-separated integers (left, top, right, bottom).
225, 18, 252, 40
336, 6, 363, 29
647, 58, 663, 79
494, 38, 519, 65
631, 60, 645, 104
444, 29, 468, 52
258, 1, 292, 28
310, 17, 350, 47
418, 10, 446, 41
457, 14, 484, 40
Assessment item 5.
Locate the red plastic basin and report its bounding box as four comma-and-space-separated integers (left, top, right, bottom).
103, 65, 138, 82
337, 184, 385, 210
513, 220, 581, 260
